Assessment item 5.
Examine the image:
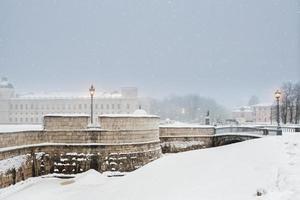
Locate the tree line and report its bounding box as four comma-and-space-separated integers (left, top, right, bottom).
149, 94, 229, 124
279, 81, 300, 124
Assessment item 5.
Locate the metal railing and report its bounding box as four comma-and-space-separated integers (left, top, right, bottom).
215, 124, 300, 136
215, 126, 265, 136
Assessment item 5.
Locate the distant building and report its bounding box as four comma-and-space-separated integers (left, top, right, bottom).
232, 106, 253, 124
232, 103, 273, 124
0, 77, 148, 124
252, 104, 272, 124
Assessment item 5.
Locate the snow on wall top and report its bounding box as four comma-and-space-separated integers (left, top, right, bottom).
159, 122, 214, 128
12, 92, 123, 99
99, 114, 159, 118
0, 155, 28, 174
0, 125, 43, 133
44, 113, 90, 117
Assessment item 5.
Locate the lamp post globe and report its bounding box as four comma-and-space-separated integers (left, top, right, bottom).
275, 90, 281, 100
89, 85, 95, 124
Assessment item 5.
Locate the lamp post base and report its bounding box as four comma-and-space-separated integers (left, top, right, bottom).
276, 127, 282, 136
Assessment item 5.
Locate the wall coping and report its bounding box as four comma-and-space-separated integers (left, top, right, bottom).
44, 114, 90, 117
159, 125, 214, 129
0, 140, 162, 153
99, 114, 159, 118
160, 135, 214, 138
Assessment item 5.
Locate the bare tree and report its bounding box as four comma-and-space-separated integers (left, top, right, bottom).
295, 82, 300, 124
280, 81, 300, 124
281, 82, 293, 124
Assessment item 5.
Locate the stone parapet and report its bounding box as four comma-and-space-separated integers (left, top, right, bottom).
159, 126, 215, 137
0, 114, 162, 188
0, 131, 44, 149
43, 114, 89, 130
99, 115, 159, 131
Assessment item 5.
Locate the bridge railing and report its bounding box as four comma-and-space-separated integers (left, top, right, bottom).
215, 126, 265, 136
254, 125, 300, 133
216, 124, 300, 136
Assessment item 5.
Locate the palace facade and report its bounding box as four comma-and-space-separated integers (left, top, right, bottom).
0, 77, 148, 124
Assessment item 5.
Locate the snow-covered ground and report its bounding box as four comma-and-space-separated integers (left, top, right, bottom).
0, 133, 299, 200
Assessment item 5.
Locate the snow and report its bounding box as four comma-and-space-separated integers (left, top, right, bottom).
0, 155, 29, 174
14, 91, 122, 99
132, 109, 148, 115
161, 141, 205, 149
160, 121, 214, 128
0, 133, 300, 200
0, 125, 43, 133
99, 114, 159, 118
44, 113, 89, 117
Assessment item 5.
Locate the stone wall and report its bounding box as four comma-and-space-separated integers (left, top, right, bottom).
43, 115, 90, 130
0, 114, 161, 188
99, 115, 160, 131
159, 126, 215, 153
0, 131, 44, 149
0, 142, 161, 187
160, 126, 215, 137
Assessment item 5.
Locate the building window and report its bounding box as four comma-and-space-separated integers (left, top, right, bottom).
84, 104, 87, 109
106, 104, 109, 109
10, 104, 13, 109
127, 104, 130, 109
78, 104, 82, 110
31, 104, 34, 109
112, 104, 115, 109
101, 104, 104, 109
118, 104, 121, 109
20, 104, 23, 110
15, 104, 18, 109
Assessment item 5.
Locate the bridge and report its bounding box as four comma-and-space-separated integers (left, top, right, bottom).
160, 124, 300, 153
213, 125, 300, 146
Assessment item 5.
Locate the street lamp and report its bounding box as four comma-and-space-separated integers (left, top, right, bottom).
89, 85, 95, 124
274, 90, 282, 135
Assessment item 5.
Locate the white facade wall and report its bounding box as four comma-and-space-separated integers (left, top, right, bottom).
0, 78, 146, 124
2, 97, 140, 124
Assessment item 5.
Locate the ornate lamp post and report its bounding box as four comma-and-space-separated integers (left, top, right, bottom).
274, 90, 282, 135
89, 85, 95, 124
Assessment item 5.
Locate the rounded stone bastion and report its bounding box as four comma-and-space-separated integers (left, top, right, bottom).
0, 113, 161, 188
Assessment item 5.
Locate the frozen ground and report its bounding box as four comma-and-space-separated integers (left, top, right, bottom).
0, 133, 299, 200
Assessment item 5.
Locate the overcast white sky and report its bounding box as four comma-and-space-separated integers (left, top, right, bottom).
0, 0, 299, 107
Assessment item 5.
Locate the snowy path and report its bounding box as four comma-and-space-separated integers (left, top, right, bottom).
0, 133, 299, 200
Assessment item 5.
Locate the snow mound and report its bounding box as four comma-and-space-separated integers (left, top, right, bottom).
133, 109, 147, 115
74, 169, 106, 185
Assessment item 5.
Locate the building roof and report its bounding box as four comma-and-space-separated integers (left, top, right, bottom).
0, 77, 14, 89
251, 103, 272, 107
12, 92, 123, 99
